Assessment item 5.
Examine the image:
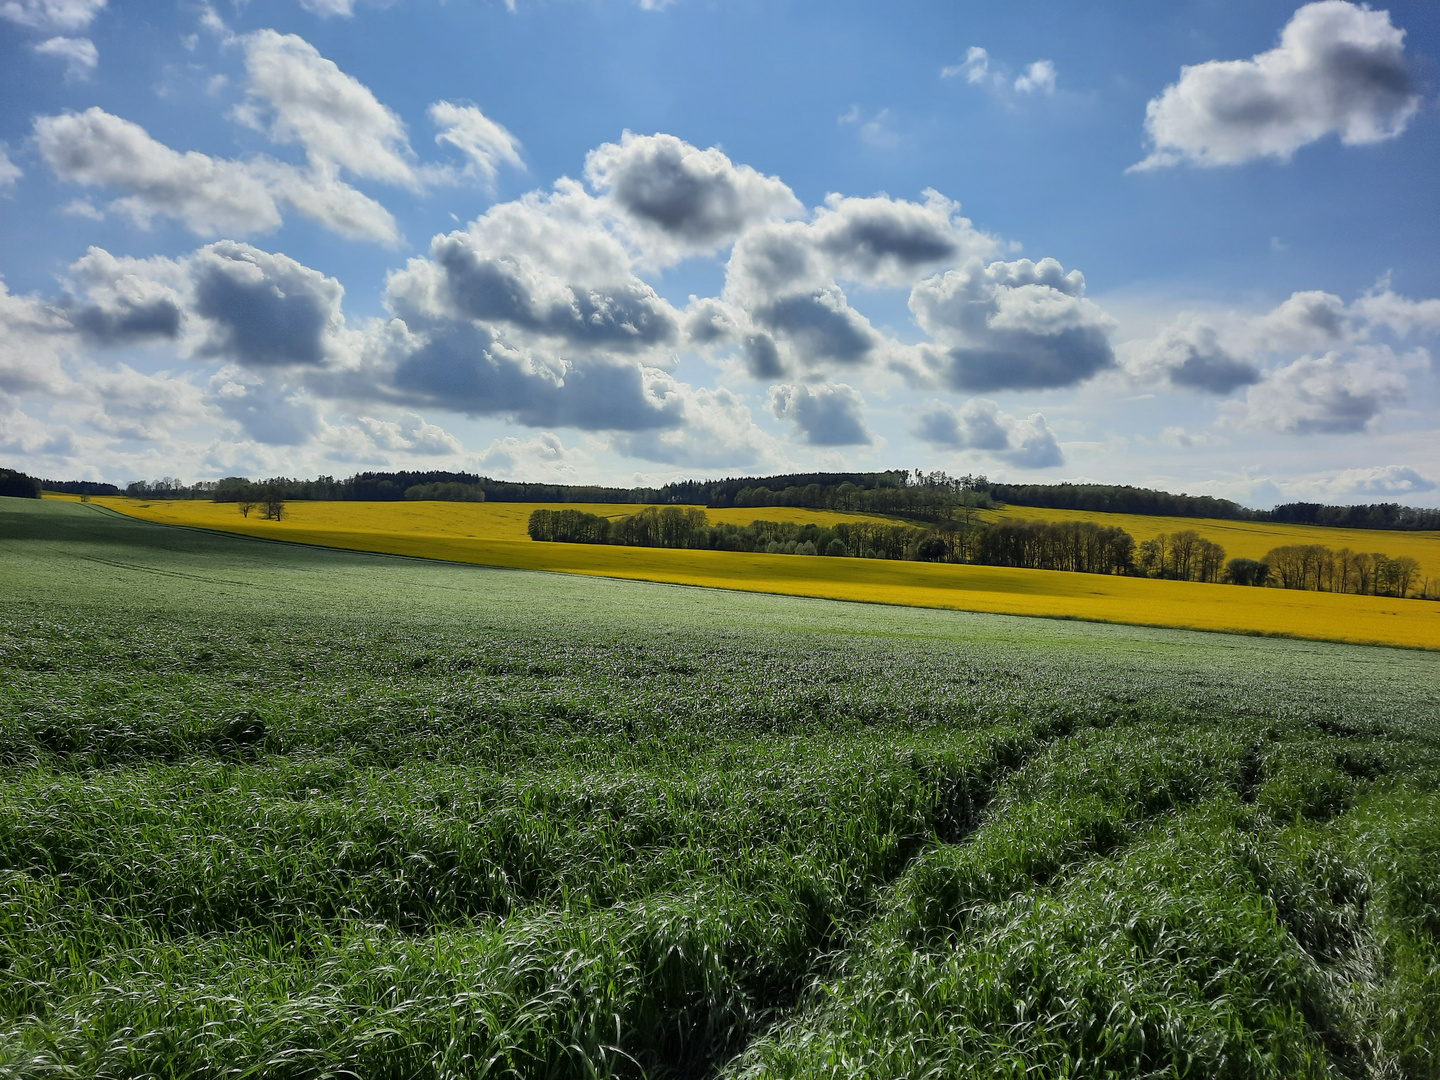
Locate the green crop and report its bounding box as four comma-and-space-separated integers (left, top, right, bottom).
1, 499, 1437, 1078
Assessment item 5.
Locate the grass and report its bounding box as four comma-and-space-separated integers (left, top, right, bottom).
2, 497, 1438, 1078
68, 495, 1440, 650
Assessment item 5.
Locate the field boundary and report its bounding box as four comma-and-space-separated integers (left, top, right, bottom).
67, 500, 1440, 654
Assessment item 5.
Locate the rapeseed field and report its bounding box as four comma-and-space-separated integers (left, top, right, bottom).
76, 495, 1440, 649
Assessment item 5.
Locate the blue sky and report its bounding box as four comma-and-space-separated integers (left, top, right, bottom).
1, 0, 1437, 505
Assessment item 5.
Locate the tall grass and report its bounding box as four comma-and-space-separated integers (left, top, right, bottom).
0, 499, 1437, 1077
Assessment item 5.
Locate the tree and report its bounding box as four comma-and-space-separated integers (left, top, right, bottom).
262, 484, 286, 521
238, 494, 256, 518
1224, 558, 1270, 587
1392, 556, 1420, 597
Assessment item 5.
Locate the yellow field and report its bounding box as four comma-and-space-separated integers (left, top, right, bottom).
62, 494, 1440, 650
985, 504, 1440, 581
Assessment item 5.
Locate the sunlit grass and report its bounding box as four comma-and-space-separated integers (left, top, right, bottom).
2, 499, 1438, 1077
80, 495, 1440, 649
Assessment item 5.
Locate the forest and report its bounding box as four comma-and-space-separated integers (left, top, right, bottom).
58, 466, 1440, 532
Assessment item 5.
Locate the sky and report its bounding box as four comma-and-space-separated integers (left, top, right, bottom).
1, 0, 1437, 506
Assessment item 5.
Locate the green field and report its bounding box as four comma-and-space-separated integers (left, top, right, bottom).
2, 498, 1439, 1078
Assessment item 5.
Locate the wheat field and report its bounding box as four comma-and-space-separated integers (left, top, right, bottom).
66, 495, 1440, 649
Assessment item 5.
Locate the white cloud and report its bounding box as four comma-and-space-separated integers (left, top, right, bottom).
474, 431, 582, 479
234, 29, 417, 188
713, 189, 998, 378
386, 179, 683, 357
429, 101, 523, 189
1124, 283, 1440, 412
768, 382, 872, 446
585, 131, 801, 262
1353, 286, 1440, 337
616, 386, 777, 467
34, 107, 398, 242
1133, 1, 1419, 170
58, 362, 205, 442
0, 281, 74, 397
1127, 318, 1262, 394
0, 0, 104, 32
944, 47, 1056, 97
64, 241, 355, 376
1234, 346, 1408, 434
32, 35, 96, 80
60, 198, 103, 219
297, 0, 354, 16
0, 146, 20, 190
913, 398, 1063, 468
910, 257, 1116, 390
943, 46, 993, 84
352, 411, 462, 455
1323, 464, 1436, 498
205, 367, 319, 445
1013, 60, 1056, 95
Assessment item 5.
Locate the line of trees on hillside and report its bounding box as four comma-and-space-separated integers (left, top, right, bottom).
529, 509, 1436, 598
529, 508, 1141, 575
104, 468, 1440, 531
0, 468, 41, 499
1135, 530, 1229, 583
1263, 544, 1423, 597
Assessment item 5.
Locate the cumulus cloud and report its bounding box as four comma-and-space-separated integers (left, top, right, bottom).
429, 102, 523, 188
386, 182, 682, 355
711, 189, 997, 377
1325, 464, 1437, 498
383, 323, 686, 431
1134, 1, 1419, 170
351, 411, 462, 455
1257, 289, 1352, 349
206, 368, 320, 445
63, 241, 351, 374
585, 132, 801, 260
1130, 320, 1262, 394
0, 147, 21, 190
768, 382, 871, 446
190, 242, 347, 368
0, 0, 104, 32
234, 30, 417, 188
914, 398, 1063, 467
910, 257, 1115, 391
59, 362, 205, 442
32, 35, 96, 80
616, 386, 776, 467
473, 431, 580, 479
34, 107, 398, 242
0, 281, 74, 396
1236, 346, 1407, 434
1126, 284, 1440, 425
1353, 286, 1440, 337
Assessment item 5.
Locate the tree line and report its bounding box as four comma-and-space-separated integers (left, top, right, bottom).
22, 461, 1440, 536
528, 510, 1435, 598
0, 468, 42, 499
529, 508, 1142, 575
1262, 544, 1423, 597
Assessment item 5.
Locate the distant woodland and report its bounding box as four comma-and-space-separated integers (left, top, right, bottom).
528, 507, 1433, 598
21, 467, 1432, 533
